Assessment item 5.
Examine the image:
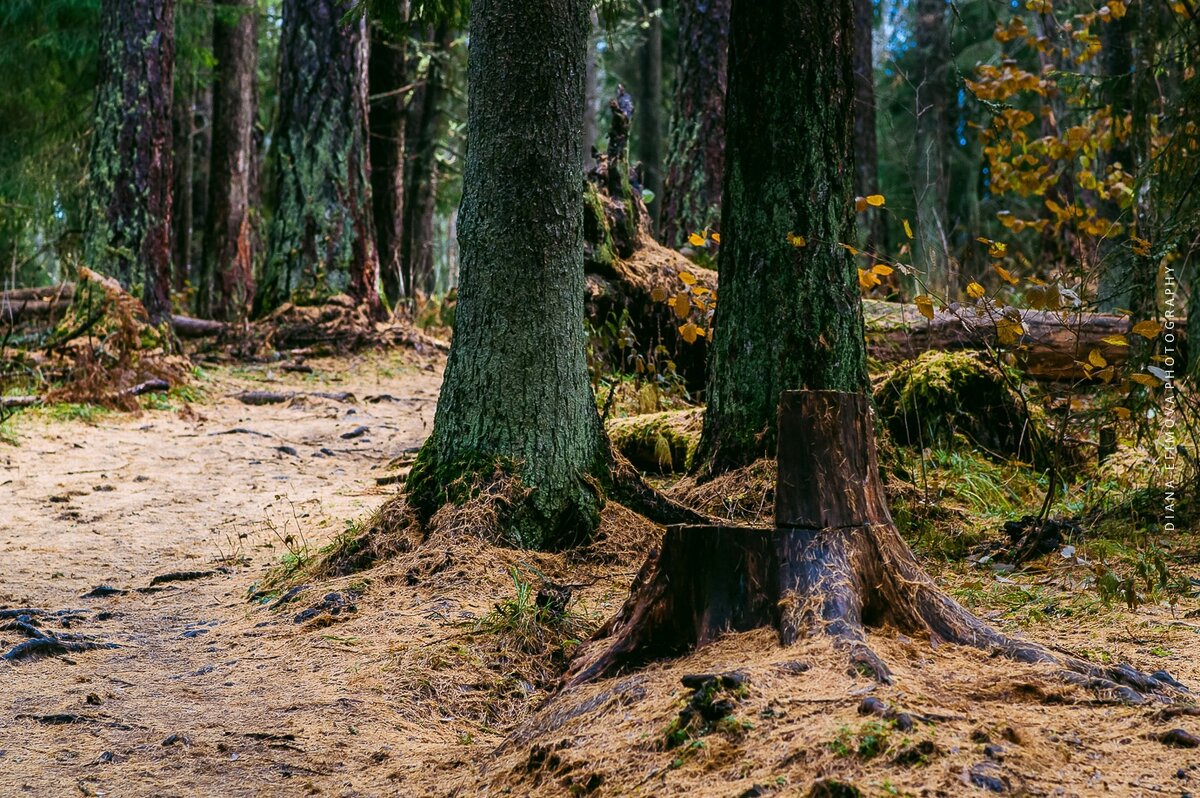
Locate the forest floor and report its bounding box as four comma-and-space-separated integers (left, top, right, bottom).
2, 349, 1200, 798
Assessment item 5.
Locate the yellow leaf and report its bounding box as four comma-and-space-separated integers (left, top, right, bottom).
687, 232, 707, 247
993, 264, 1018, 285
903, 219, 914, 240
710, 233, 720, 244
786, 233, 807, 248
967, 282, 986, 299
1088, 349, 1108, 368
858, 268, 881, 289
915, 295, 935, 320
841, 243, 860, 256
1100, 335, 1129, 346
855, 196, 868, 212
1131, 320, 1161, 339
650, 287, 667, 303
871, 264, 894, 276
866, 194, 886, 207
679, 271, 697, 285
673, 292, 691, 319
996, 317, 1025, 345
1129, 373, 1161, 387
988, 241, 1008, 257
1111, 406, 1131, 420
679, 322, 699, 344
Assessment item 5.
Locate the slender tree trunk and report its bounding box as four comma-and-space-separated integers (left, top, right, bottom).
401, 25, 452, 301
694, 0, 867, 474
255, 0, 380, 317
407, 0, 606, 550
83, 0, 176, 321
583, 9, 601, 170
172, 70, 195, 293
852, 0, 884, 254
191, 78, 213, 296
636, 0, 664, 228
369, 18, 409, 307
1096, 10, 1136, 313
200, 0, 257, 321
660, 0, 730, 248
912, 0, 952, 297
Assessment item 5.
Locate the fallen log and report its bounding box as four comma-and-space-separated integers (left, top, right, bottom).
1, 285, 229, 339
864, 300, 1187, 381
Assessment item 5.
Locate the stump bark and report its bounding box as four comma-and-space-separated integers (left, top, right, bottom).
566, 390, 1182, 703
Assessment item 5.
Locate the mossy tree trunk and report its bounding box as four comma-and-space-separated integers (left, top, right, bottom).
369, 18, 409, 307
694, 0, 867, 475
660, 0, 730, 249
200, 0, 258, 321
83, 0, 176, 322
912, 0, 953, 297
406, 0, 607, 550
255, 0, 381, 317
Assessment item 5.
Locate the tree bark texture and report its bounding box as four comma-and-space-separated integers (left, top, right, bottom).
401, 25, 453, 300
83, 0, 176, 322
201, 0, 258, 321
912, 0, 953, 297
695, 0, 867, 474
660, 0, 730, 249
369, 19, 409, 306
406, 0, 607, 550
256, 0, 380, 317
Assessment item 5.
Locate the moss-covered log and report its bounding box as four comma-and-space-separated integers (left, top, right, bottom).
606, 408, 702, 474
873, 350, 1042, 462
255, 0, 381, 318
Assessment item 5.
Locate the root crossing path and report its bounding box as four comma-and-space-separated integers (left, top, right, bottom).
0, 358, 442, 797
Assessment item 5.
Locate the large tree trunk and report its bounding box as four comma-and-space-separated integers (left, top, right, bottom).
406, 0, 607, 550
568, 391, 1173, 704
694, 0, 867, 474
912, 0, 953, 297
401, 25, 452, 301
660, 0, 730, 248
200, 0, 258, 321
83, 0, 176, 322
369, 18, 410, 307
255, 0, 380, 317
852, 0, 884, 254
636, 0, 664, 229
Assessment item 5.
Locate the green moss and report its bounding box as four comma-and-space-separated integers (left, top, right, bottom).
583, 183, 617, 271
606, 408, 702, 474
874, 350, 1042, 463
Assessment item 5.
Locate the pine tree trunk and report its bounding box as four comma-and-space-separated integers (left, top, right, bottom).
660, 0, 730, 248
636, 0, 664, 229
171, 70, 195, 293
401, 25, 452, 300
200, 0, 257, 321
852, 0, 884, 254
407, 0, 607, 550
912, 0, 953, 297
83, 0, 176, 322
694, 0, 867, 474
583, 10, 601, 170
256, 0, 380, 317
369, 19, 409, 307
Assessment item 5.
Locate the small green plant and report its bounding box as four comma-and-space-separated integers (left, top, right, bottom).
829, 720, 893, 759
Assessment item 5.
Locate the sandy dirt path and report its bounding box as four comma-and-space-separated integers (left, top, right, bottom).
1, 354, 444, 797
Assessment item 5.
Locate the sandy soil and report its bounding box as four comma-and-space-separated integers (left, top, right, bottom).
3, 353, 1200, 798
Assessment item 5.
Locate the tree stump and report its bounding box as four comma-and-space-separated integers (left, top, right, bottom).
566, 390, 1181, 703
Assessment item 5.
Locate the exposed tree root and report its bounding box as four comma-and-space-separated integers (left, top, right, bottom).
1, 610, 118, 663
565, 391, 1186, 705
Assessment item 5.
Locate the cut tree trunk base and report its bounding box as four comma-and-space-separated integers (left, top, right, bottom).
566, 390, 1183, 704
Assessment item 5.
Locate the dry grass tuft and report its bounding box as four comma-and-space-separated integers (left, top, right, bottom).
668, 458, 777, 526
